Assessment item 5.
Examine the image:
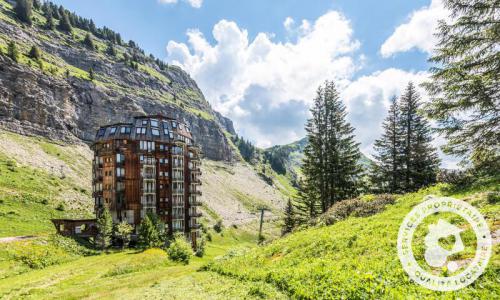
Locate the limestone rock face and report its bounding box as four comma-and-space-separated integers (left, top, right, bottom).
0, 15, 236, 161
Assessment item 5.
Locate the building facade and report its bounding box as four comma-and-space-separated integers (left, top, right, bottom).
92, 115, 202, 247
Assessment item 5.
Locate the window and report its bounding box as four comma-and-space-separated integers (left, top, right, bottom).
97, 128, 105, 137
120, 126, 131, 134
185, 125, 190, 133
116, 167, 125, 177
152, 128, 160, 136
139, 141, 155, 151
173, 220, 184, 231
142, 119, 148, 126
163, 128, 170, 136
116, 153, 125, 163
109, 127, 117, 135
169, 132, 174, 139
172, 121, 177, 129
151, 119, 159, 127
179, 123, 184, 130
136, 127, 146, 135
117, 182, 125, 192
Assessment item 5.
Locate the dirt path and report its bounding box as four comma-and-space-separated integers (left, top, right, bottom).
0, 236, 36, 243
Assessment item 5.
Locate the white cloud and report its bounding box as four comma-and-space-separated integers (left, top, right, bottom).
283, 17, 294, 31
158, 0, 203, 8
167, 11, 360, 147
380, 0, 449, 57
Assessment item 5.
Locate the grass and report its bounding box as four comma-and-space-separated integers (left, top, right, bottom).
206, 182, 500, 299
0, 227, 286, 299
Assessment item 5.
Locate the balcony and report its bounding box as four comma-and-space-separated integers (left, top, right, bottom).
190, 223, 201, 229
191, 179, 202, 185
189, 200, 202, 206
189, 212, 202, 218
189, 190, 202, 196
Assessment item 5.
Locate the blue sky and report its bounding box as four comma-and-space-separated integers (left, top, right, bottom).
51, 0, 456, 167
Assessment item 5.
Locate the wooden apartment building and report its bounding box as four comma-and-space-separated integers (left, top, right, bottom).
92, 115, 202, 247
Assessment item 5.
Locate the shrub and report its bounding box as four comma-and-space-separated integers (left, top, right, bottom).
486, 192, 500, 204
437, 169, 474, 186
167, 233, 192, 264
28, 45, 41, 60
137, 214, 162, 249
214, 219, 223, 233
316, 194, 395, 226
41, 199, 49, 205
96, 207, 113, 249
56, 203, 65, 211
7, 42, 20, 63
114, 221, 133, 249
195, 237, 206, 257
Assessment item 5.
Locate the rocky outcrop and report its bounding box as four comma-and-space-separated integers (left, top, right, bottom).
0, 10, 236, 161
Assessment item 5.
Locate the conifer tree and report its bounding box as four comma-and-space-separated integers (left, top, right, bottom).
7, 41, 20, 63
33, 0, 41, 10
58, 10, 72, 33
370, 96, 404, 193
114, 222, 133, 249
83, 33, 95, 49
138, 214, 162, 249
423, 0, 499, 174
15, 0, 33, 25
28, 45, 41, 60
297, 81, 362, 217
88, 67, 95, 81
45, 13, 55, 30
399, 82, 440, 191
96, 207, 113, 249
282, 198, 295, 235
106, 42, 116, 57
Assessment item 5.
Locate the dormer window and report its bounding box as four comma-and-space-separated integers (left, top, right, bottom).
179, 123, 184, 130
152, 128, 160, 136
142, 120, 148, 126
120, 126, 131, 134
151, 119, 159, 127
172, 121, 177, 129
110, 127, 117, 135
97, 128, 105, 137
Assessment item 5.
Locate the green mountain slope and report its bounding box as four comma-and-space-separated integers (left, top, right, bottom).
206, 182, 500, 299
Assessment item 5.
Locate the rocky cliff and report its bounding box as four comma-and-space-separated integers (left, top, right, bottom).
0, 0, 235, 160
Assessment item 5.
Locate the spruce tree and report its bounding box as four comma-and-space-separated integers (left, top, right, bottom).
423, 0, 499, 174
370, 96, 404, 193
7, 41, 20, 63
114, 221, 133, 249
33, 0, 41, 10
106, 42, 116, 57
88, 67, 95, 81
282, 198, 295, 235
58, 11, 72, 33
45, 13, 55, 30
83, 33, 95, 49
96, 207, 113, 249
297, 81, 362, 217
399, 82, 440, 191
138, 214, 162, 249
15, 0, 33, 25
28, 45, 41, 60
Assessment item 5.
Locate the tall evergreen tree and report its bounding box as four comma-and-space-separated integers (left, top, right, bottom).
106, 42, 117, 57
297, 81, 362, 218
399, 82, 440, 191
370, 96, 404, 193
7, 41, 20, 63
15, 0, 33, 25
32, 0, 41, 10
45, 13, 55, 30
57, 10, 72, 33
96, 207, 113, 249
423, 0, 499, 173
282, 198, 295, 235
137, 214, 162, 249
83, 33, 95, 49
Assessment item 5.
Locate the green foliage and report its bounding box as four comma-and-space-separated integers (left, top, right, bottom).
57, 10, 72, 33
166, 233, 192, 264
297, 81, 362, 220
96, 207, 113, 249
231, 135, 256, 163
213, 219, 223, 233
88, 67, 94, 81
114, 221, 133, 249
14, 0, 32, 25
7, 41, 19, 63
423, 0, 499, 171
195, 237, 206, 257
281, 198, 295, 235
82, 33, 95, 49
55, 202, 65, 211
28, 45, 41, 60
106, 41, 116, 57
137, 214, 162, 249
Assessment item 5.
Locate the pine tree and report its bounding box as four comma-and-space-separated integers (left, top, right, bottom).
88, 67, 95, 81
282, 198, 295, 235
370, 96, 404, 193
28, 45, 41, 60
45, 13, 55, 30
106, 42, 116, 57
399, 82, 440, 191
58, 10, 72, 33
7, 41, 20, 63
83, 33, 95, 49
138, 214, 162, 249
422, 0, 499, 173
33, 0, 41, 10
297, 81, 362, 217
96, 207, 113, 249
15, 0, 33, 25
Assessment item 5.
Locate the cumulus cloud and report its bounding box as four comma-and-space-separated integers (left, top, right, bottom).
167, 11, 360, 147
380, 0, 449, 57
158, 0, 203, 9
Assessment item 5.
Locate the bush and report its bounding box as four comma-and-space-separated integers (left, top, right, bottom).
437, 169, 474, 186
56, 203, 65, 211
214, 219, 223, 233
195, 237, 206, 257
137, 214, 162, 249
41, 199, 49, 205
316, 194, 395, 226
486, 192, 500, 204
28, 45, 41, 60
167, 233, 192, 264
